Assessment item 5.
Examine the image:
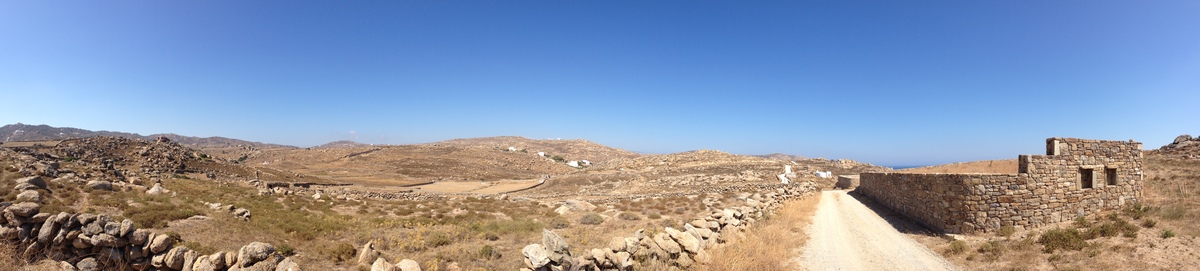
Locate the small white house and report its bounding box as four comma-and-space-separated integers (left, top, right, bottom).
567, 161, 580, 167
537, 152, 546, 157
507, 147, 517, 152
814, 171, 832, 178
580, 160, 591, 166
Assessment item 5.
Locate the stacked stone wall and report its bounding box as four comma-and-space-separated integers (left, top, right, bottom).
861, 138, 1144, 234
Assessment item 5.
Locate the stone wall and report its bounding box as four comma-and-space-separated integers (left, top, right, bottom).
0, 201, 300, 271
860, 138, 1144, 234
835, 175, 859, 189
519, 184, 817, 271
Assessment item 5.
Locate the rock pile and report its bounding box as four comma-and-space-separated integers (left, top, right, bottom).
0, 202, 300, 271
521, 185, 815, 270
355, 240, 423, 271
1160, 134, 1200, 159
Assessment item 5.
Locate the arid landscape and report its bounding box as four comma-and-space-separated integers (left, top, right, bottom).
1, 124, 1198, 271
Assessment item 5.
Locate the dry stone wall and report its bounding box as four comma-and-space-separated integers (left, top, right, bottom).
860, 138, 1144, 234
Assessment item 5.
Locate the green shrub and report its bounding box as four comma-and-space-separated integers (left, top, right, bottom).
647, 213, 662, 220
997, 226, 1016, 237
479, 245, 496, 259
977, 240, 1005, 261
579, 213, 605, 225
1141, 219, 1157, 228
1038, 228, 1087, 253
483, 232, 500, 241
618, 212, 642, 221
946, 240, 967, 255
1073, 216, 1091, 228
323, 242, 357, 262
1161, 230, 1176, 239
1124, 203, 1154, 220
426, 231, 452, 248
548, 217, 570, 229
277, 243, 295, 256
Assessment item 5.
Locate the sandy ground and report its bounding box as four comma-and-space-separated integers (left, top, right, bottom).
798, 190, 959, 271
410, 179, 541, 194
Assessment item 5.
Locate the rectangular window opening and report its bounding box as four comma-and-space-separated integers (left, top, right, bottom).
1106, 168, 1117, 186
1080, 168, 1094, 189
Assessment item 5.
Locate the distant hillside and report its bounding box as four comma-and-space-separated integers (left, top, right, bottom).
754, 153, 807, 161
431, 136, 639, 163
1152, 134, 1200, 159
313, 140, 372, 149
0, 123, 293, 149
898, 159, 1018, 174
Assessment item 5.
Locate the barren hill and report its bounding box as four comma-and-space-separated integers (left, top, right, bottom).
246, 144, 578, 186
312, 140, 371, 149
431, 136, 638, 164
0, 123, 292, 149
898, 159, 1018, 174
1154, 134, 1200, 159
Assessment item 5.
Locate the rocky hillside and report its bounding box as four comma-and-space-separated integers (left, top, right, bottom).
0, 123, 293, 149
431, 136, 639, 164
312, 140, 372, 149
1157, 134, 1200, 159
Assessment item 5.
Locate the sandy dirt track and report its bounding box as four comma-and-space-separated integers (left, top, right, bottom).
798, 190, 959, 271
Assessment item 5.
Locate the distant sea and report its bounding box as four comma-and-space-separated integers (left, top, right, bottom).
888, 165, 928, 170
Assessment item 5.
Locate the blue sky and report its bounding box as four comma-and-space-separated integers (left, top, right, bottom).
2, 1, 1198, 166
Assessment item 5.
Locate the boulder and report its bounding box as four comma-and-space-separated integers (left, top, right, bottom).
237, 242, 275, 267
541, 229, 570, 264
395, 259, 421, 271
1175, 134, 1193, 144
208, 251, 228, 270
76, 257, 98, 271
147, 183, 166, 195
276, 257, 302, 271
17, 190, 40, 203
652, 233, 681, 255
192, 255, 216, 271
356, 241, 381, 266
553, 200, 596, 215
233, 208, 251, 220
14, 176, 47, 190
86, 180, 113, 191
607, 237, 626, 252
165, 247, 192, 270
92, 233, 124, 247
371, 258, 396, 271
149, 233, 175, 254
9, 202, 40, 217
521, 244, 550, 268
119, 219, 135, 237
130, 229, 151, 246
35, 212, 61, 243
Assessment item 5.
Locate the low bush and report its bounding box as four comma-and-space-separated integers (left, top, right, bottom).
124, 203, 200, 228
548, 217, 570, 229
618, 212, 642, 221
579, 213, 605, 225
977, 240, 1005, 261
1161, 230, 1175, 239
323, 242, 357, 263
946, 240, 967, 255
1038, 228, 1087, 253
997, 226, 1016, 237
1141, 219, 1157, 228
277, 243, 295, 256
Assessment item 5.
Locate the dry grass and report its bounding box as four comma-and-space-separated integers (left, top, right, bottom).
697, 194, 819, 271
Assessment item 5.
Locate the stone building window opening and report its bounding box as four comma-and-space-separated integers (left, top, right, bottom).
1080, 168, 1094, 189
1106, 168, 1118, 186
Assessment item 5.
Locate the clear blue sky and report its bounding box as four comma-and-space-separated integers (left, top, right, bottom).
2, 1, 1198, 166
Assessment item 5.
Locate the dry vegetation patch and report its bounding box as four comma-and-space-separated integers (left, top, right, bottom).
698, 195, 818, 271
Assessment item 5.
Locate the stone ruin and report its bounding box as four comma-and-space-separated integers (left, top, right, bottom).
859, 138, 1144, 234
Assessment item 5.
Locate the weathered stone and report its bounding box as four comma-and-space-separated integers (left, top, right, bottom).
395, 259, 421, 271
277, 257, 303, 271
166, 246, 191, 270
91, 233, 126, 247
541, 229, 570, 264
76, 257, 98, 271
238, 242, 275, 267
652, 233, 681, 255
17, 190, 41, 202
36, 212, 61, 243
209, 251, 228, 270
371, 258, 395, 271
521, 244, 550, 268
607, 236, 626, 252
149, 233, 174, 254
147, 183, 166, 195
357, 241, 380, 266
14, 176, 47, 190
104, 222, 121, 236
130, 229, 151, 246
86, 180, 113, 191
9, 202, 39, 217
119, 219, 135, 237
192, 255, 216, 271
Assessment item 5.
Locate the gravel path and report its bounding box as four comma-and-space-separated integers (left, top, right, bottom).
798, 190, 959, 271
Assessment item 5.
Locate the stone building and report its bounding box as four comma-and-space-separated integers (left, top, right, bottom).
859, 138, 1143, 234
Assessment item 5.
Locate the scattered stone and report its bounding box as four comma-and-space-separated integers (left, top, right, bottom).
14, 176, 47, 190
17, 190, 40, 202
75, 257, 98, 271
357, 241, 381, 266
233, 208, 251, 221
9, 202, 40, 217
371, 258, 396, 271
521, 244, 550, 268
147, 183, 166, 195
149, 233, 175, 254
396, 259, 422, 271
237, 242, 275, 267
86, 180, 113, 191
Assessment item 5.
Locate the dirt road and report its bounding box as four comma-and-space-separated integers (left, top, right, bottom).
798, 190, 958, 271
